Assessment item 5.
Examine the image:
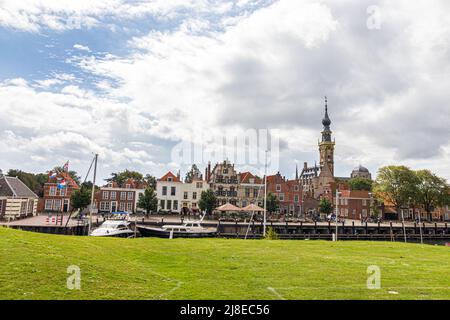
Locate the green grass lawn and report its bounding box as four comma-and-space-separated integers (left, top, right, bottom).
0, 227, 449, 300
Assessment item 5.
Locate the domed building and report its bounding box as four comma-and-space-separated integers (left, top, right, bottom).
351, 165, 372, 180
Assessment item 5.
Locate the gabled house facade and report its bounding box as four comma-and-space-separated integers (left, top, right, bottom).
38, 170, 79, 213
238, 172, 264, 208
266, 172, 303, 215
156, 171, 183, 213
207, 160, 239, 206
0, 175, 38, 220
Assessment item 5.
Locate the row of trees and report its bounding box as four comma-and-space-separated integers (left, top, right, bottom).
374, 166, 450, 220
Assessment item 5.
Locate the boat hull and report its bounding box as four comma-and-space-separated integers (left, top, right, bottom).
90, 230, 135, 238
137, 225, 217, 238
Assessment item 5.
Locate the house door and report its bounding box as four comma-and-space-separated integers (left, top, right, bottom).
63, 199, 69, 212
111, 201, 117, 212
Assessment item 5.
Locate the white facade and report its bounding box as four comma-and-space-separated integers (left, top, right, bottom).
156, 179, 183, 213
156, 175, 209, 213
180, 179, 209, 213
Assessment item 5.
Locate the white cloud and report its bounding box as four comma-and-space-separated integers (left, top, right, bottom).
1, 0, 450, 181
73, 44, 91, 52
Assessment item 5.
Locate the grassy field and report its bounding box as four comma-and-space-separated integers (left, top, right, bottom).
0, 227, 449, 300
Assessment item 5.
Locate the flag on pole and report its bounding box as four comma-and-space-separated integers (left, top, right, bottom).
62, 161, 69, 172
49, 171, 57, 178
57, 179, 66, 190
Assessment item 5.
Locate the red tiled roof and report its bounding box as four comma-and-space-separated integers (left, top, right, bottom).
239, 171, 262, 184
158, 171, 181, 182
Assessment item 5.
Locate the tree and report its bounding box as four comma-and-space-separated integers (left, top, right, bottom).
319, 198, 333, 215
266, 193, 280, 214
137, 187, 158, 215
415, 170, 450, 221
264, 226, 279, 240
185, 164, 201, 183
7, 169, 48, 197
373, 166, 419, 216
144, 174, 157, 189
71, 187, 91, 212
348, 177, 373, 191
198, 189, 217, 215
106, 170, 144, 186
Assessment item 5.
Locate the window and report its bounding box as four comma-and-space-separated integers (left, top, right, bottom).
125, 184, 131, 189
100, 202, 107, 211
27, 200, 34, 213
127, 192, 133, 200
362, 199, 367, 206
167, 200, 172, 210
120, 192, 126, 200
119, 202, 126, 212
253, 189, 258, 198
192, 192, 197, 200
276, 184, 281, 192
60, 188, 66, 196
173, 200, 178, 211
20, 201, 27, 214
49, 186, 56, 196
45, 200, 53, 210
110, 191, 116, 200
102, 191, 109, 200
294, 186, 299, 191
162, 186, 167, 196
0, 200, 3, 213
127, 202, 133, 212
104, 202, 111, 211
245, 188, 250, 197
196, 182, 203, 188
184, 192, 188, 200
168, 177, 173, 182
294, 195, 299, 203
160, 200, 165, 210
249, 178, 255, 184
171, 187, 176, 196
53, 199, 61, 211
279, 193, 285, 201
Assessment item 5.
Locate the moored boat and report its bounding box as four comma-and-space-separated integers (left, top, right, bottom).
137, 217, 217, 238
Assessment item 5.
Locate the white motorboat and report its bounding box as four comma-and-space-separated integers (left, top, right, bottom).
90, 212, 135, 237
137, 214, 217, 238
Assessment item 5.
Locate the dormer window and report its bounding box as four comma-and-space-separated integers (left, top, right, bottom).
168, 177, 173, 182
125, 184, 131, 189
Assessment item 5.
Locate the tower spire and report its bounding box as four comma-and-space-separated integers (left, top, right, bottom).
321, 96, 332, 142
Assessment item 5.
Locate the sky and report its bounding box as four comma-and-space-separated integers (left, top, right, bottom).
0, 0, 449, 183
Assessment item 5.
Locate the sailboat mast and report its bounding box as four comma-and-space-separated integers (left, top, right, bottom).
88, 154, 98, 234
263, 150, 268, 237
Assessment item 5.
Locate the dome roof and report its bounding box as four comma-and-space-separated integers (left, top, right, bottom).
353, 165, 369, 173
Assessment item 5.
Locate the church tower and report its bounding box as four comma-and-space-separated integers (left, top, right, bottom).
318, 97, 335, 176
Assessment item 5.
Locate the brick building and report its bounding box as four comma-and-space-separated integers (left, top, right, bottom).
207, 160, 239, 206
266, 172, 302, 215
39, 171, 79, 213
96, 178, 146, 214
337, 189, 374, 220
